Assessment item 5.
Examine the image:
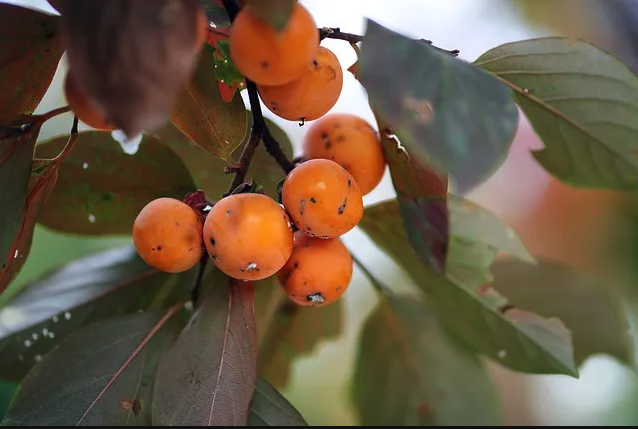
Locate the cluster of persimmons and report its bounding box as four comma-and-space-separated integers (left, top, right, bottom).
64, 3, 388, 307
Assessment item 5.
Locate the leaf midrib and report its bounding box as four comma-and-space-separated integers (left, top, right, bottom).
487, 72, 638, 169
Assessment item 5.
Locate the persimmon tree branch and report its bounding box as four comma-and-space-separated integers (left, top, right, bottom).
319, 27, 460, 57
221, 0, 295, 192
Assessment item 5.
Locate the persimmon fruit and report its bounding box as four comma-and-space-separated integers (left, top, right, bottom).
282, 159, 364, 239
64, 72, 117, 131
303, 113, 386, 195
133, 198, 205, 273
229, 2, 319, 86
204, 193, 294, 281
258, 46, 343, 122
278, 232, 353, 307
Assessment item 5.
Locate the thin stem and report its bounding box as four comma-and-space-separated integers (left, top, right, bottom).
191, 254, 209, 308
263, 128, 295, 174
52, 116, 79, 165
225, 131, 262, 196
36, 105, 72, 126
351, 253, 394, 298
319, 27, 460, 57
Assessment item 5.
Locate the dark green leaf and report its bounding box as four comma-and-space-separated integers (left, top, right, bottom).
153, 268, 258, 426
257, 284, 344, 389
0, 245, 196, 382
359, 20, 518, 193
353, 296, 500, 426
2, 310, 185, 426
0, 4, 63, 122
244, 0, 294, 31
377, 128, 449, 274
201, 0, 231, 27
249, 378, 307, 426
0, 126, 41, 292
491, 258, 633, 366
359, 200, 578, 377
1, 143, 58, 294
475, 37, 638, 191
35, 131, 196, 236
171, 43, 248, 162
448, 194, 535, 264
213, 40, 245, 88
154, 112, 293, 200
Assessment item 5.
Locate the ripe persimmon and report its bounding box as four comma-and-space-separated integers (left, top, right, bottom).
204, 193, 294, 281
133, 198, 204, 273
278, 232, 353, 307
258, 46, 343, 122
282, 159, 363, 239
303, 113, 386, 195
229, 2, 319, 86
64, 72, 116, 131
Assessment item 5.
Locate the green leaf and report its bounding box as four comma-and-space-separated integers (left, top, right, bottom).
153, 268, 258, 426
0, 245, 196, 382
249, 378, 308, 426
377, 127, 449, 274
154, 112, 293, 201
213, 40, 246, 88
0, 126, 41, 292
358, 19, 519, 193
1, 138, 58, 294
359, 200, 578, 377
34, 131, 196, 236
448, 194, 536, 264
171, 43, 248, 162
244, 0, 294, 31
2, 310, 185, 425
201, 0, 231, 27
491, 258, 634, 367
0, 4, 63, 122
352, 296, 501, 426
475, 37, 638, 191
257, 285, 344, 389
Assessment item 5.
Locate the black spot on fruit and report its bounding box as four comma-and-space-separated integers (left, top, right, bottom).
338, 198, 347, 215
209, 237, 216, 246
299, 199, 306, 215
310, 197, 317, 203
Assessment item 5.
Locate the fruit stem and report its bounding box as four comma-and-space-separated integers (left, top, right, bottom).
351, 253, 395, 299
319, 27, 460, 57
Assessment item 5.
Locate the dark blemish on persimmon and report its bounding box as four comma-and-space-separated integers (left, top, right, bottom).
321, 132, 329, 139
338, 198, 347, 215
261, 61, 270, 70
310, 197, 317, 203
325, 141, 332, 149
337, 134, 346, 143
157, 245, 163, 251
299, 199, 306, 215
209, 237, 216, 246
347, 179, 352, 188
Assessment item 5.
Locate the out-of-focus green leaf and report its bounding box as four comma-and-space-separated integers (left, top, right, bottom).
2, 310, 185, 425
35, 131, 196, 236
244, 0, 294, 31
257, 283, 344, 389
491, 258, 634, 367
359, 19, 518, 193
475, 37, 638, 191
353, 296, 501, 426
249, 378, 308, 426
0, 4, 63, 122
359, 200, 577, 377
0, 245, 196, 382
171, 43, 247, 162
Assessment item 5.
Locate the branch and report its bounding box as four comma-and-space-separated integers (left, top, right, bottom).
319, 27, 460, 57
351, 253, 394, 298
221, 0, 295, 188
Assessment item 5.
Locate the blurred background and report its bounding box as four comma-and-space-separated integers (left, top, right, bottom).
4, 0, 638, 425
